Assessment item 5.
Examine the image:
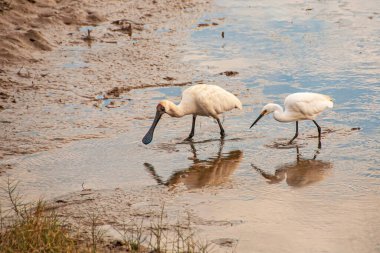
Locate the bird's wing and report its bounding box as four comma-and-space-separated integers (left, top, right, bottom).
285, 93, 333, 118
195, 85, 242, 116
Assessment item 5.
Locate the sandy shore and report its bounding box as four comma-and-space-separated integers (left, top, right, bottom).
0, 0, 210, 159
0, 0, 222, 248
1, 1, 379, 252
46, 184, 241, 251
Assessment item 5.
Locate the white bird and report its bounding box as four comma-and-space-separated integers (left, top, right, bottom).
250, 92, 333, 148
142, 84, 242, 144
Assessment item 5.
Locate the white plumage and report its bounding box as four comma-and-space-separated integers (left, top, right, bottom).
283, 93, 333, 121
250, 92, 333, 147
179, 84, 242, 117
142, 84, 242, 144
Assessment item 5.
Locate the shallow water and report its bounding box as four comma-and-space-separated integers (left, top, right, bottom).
2, 0, 380, 252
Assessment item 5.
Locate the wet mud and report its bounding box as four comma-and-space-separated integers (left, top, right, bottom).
0, 0, 380, 252
0, 0, 210, 158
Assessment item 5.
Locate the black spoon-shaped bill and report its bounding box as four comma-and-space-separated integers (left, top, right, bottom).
142, 110, 163, 145
250, 112, 265, 129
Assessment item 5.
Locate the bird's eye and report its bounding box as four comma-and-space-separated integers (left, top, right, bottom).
157, 104, 166, 112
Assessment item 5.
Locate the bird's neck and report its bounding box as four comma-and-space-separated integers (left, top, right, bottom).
272, 104, 293, 122
166, 101, 187, 117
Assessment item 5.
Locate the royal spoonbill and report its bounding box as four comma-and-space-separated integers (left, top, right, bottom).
250, 92, 333, 147
142, 84, 242, 144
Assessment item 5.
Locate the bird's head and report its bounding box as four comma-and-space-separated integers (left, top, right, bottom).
157, 100, 179, 117
249, 103, 277, 129
261, 103, 278, 114
157, 100, 173, 114
142, 100, 177, 145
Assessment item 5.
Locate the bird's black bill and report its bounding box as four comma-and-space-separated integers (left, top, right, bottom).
250, 113, 265, 129
142, 110, 163, 145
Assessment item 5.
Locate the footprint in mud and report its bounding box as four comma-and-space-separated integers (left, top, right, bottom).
0, 164, 12, 175
211, 238, 239, 248
219, 70, 239, 77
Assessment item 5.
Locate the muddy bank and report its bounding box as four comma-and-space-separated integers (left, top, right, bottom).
0, 0, 211, 159
48, 186, 241, 251
1, 0, 379, 252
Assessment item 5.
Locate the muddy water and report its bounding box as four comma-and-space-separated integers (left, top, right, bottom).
2, 0, 380, 252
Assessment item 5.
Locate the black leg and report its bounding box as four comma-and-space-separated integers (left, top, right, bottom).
296, 145, 300, 162
217, 138, 225, 157
185, 115, 196, 140
216, 118, 225, 137
289, 121, 299, 144
312, 120, 322, 149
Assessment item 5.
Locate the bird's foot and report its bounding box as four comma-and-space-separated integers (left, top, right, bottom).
184, 136, 193, 142
286, 140, 299, 148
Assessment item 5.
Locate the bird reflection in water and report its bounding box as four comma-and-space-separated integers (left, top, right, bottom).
252, 146, 332, 188
144, 140, 243, 190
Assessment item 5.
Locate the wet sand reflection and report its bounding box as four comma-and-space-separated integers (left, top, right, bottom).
144, 140, 243, 189
252, 147, 332, 188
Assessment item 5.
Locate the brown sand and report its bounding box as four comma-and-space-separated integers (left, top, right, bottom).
0, 0, 210, 159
